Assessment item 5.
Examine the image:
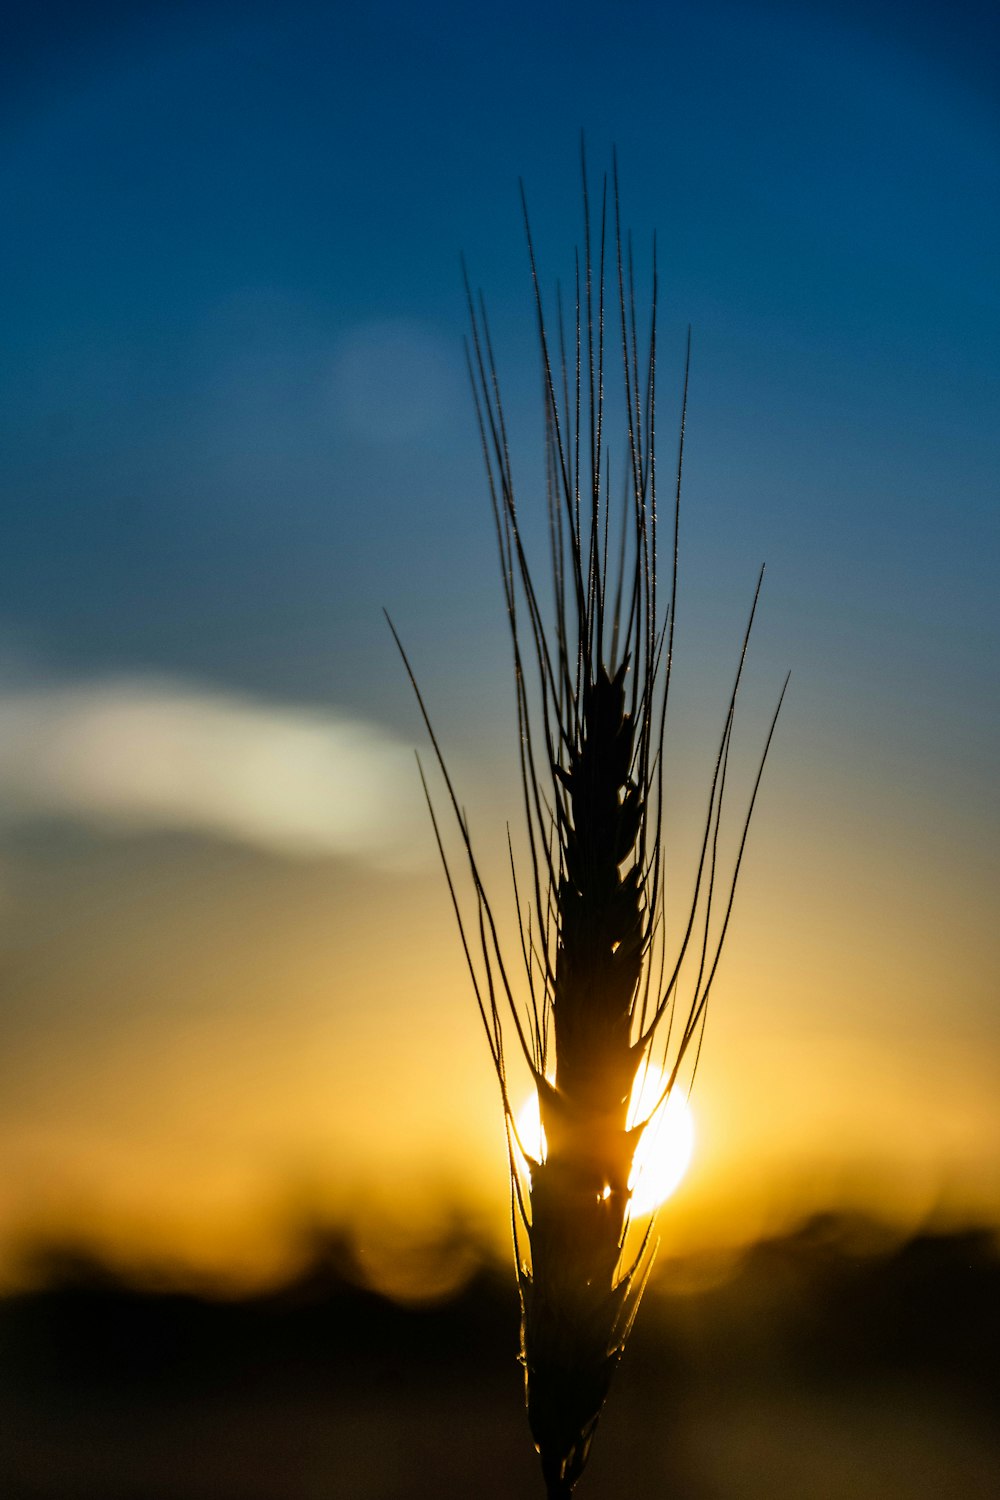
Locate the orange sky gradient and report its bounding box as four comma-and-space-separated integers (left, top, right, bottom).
1, 665, 996, 1299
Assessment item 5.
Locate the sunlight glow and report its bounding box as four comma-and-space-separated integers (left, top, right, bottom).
627, 1066, 695, 1215
514, 1063, 694, 1214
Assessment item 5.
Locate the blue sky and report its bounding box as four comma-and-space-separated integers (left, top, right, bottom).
3, 0, 996, 697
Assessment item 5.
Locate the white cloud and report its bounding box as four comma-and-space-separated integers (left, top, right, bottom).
0, 676, 426, 866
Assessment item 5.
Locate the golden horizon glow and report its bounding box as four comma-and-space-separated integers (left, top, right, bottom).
1, 788, 997, 1295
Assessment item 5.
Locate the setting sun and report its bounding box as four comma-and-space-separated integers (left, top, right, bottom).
627, 1065, 696, 1215
514, 1063, 695, 1215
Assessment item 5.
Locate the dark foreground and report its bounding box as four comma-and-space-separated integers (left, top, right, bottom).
1, 1216, 997, 1500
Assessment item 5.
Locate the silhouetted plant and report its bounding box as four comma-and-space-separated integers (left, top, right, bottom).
390, 144, 787, 1498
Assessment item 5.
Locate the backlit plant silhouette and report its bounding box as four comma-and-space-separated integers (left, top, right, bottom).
390, 147, 787, 1498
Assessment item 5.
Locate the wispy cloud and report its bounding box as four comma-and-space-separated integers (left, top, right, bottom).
0, 675, 425, 866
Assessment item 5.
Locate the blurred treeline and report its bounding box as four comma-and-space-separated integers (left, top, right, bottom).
1, 1214, 997, 1499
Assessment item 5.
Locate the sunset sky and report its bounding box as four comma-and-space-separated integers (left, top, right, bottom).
1, 0, 997, 1294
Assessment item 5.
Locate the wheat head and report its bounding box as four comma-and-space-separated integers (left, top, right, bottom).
390, 145, 787, 1498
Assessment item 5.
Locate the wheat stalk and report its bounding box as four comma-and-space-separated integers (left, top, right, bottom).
390, 144, 787, 1498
